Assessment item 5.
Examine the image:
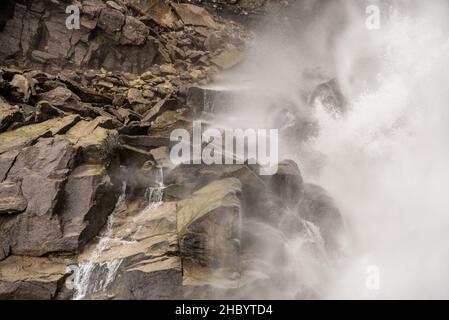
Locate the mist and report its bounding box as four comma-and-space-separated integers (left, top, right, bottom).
211, 0, 449, 299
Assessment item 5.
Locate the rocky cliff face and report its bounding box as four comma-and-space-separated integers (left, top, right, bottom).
0, 0, 344, 299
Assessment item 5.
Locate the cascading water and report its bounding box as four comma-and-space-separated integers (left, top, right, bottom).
72, 166, 167, 299
72, 183, 127, 300
144, 166, 165, 209
206, 0, 449, 299
312, 2, 449, 299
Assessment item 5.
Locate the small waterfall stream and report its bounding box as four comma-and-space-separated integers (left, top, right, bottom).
72, 167, 166, 299
72, 183, 127, 300
144, 167, 165, 208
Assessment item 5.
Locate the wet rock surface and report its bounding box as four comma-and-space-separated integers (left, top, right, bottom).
0, 0, 345, 300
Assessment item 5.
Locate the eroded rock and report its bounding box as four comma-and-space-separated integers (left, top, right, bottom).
0, 255, 67, 300
0, 180, 27, 215
177, 178, 241, 288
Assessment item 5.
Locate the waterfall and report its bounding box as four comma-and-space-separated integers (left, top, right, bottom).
72, 166, 166, 299
144, 166, 165, 209
72, 184, 126, 300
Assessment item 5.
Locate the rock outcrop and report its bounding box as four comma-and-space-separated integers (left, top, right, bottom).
0, 0, 345, 300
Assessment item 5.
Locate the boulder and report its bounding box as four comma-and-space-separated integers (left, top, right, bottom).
211, 48, 243, 70
142, 1, 180, 29
0, 103, 23, 133
59, 164, 120, 252
171, 3, 219, 29
39, 87, 92, 117
0, 256, 67, 300
177, 178, 241, 288
10, 74, 31, 102
64, 116, 119, 165
0, 115, 79, 154
2, 137, 77, 256
97, 7, 125, 42
120, 16, 149, 46
0, 116, 120, 257
0, 180, 27, 215
150, 146, 173, 169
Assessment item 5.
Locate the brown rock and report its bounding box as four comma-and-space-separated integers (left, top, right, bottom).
144, 1, 179, 29
98, 7, 125, 41
0, 115, 80, 154
0, 255, 66, 300
127, 88, 144, 104
0, 103, 23, 133
39, 87, 92, 116
120, 16, 149, 46
0, 181, 27, 215
171, 3, 219, 29
159, 63, 177, 75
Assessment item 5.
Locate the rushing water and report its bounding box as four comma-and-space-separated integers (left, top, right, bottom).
207, 0, 449, 299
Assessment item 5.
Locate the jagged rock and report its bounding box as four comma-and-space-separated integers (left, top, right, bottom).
172, 3, 219, 29
98, 7, 126, 42
142, 1, 180, 29
187, 85, 234, 114
64, 116, 119, 165
0, 256, 67, 300
39, 87, 89, 116
31, 51, 59, 64
82, 0, 107, 19
127, 88, 144, 104
177, 178, 241, 288
0, 115, 119, 258
119, 134, 172, 150
106, 1, 126, 12
142, 98, 178, 123
0, 102, 23, 132
0, 180, 27, 215
159, 63, 177, 75
120, 16, 149, 45
10, 74, 31, 102
35, 100, 66, 122
150, 146, 173, 169
1, 137, 78, 256
0, 115, 80, 154
44, 13, 75, 61
58, 164, 120, 251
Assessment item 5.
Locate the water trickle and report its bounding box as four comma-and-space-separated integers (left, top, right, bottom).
72, 184, 127, 300
144, 167, 165, 209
